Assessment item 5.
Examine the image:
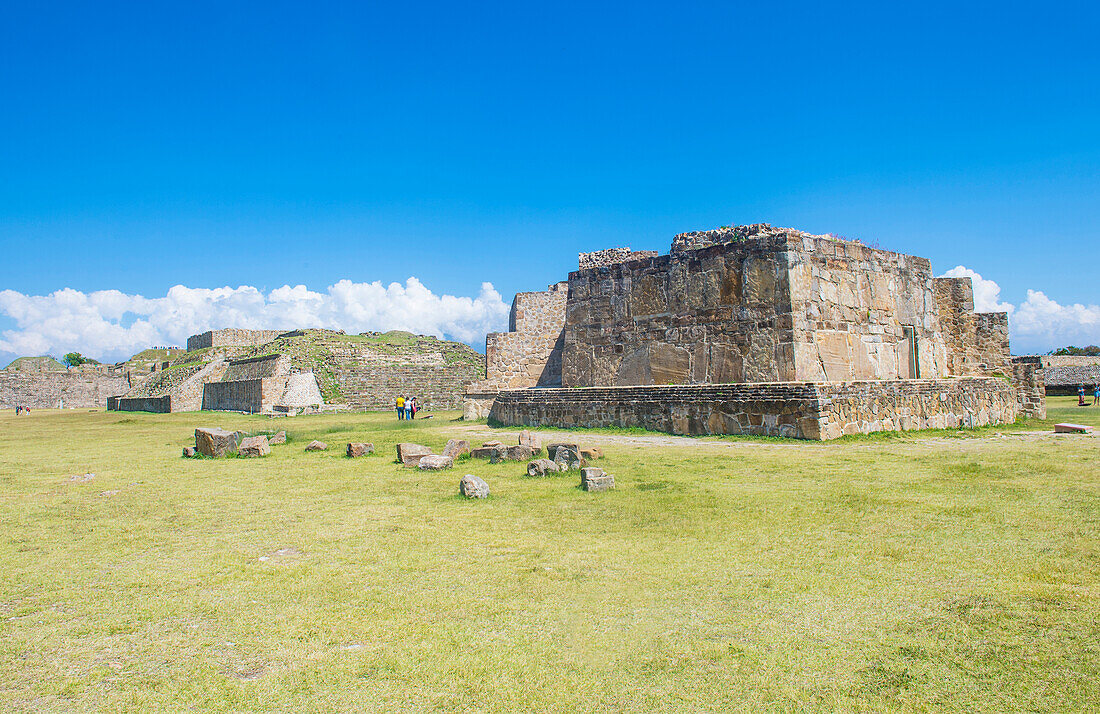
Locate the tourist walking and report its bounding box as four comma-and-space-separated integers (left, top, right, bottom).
1094, 384, 1099, 406
396, 395, 405, 420
404, 396, 413, 421
1079, 384, 1087, 406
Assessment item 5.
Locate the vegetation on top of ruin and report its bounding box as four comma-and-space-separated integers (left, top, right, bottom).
1050, 345, 1100, 356
123, 347, 186, 365
122, 362, 206, 398
3, 355, 67, 371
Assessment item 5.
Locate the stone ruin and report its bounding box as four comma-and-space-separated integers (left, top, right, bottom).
466, 224, 1046, 439
108, 327, 485, 414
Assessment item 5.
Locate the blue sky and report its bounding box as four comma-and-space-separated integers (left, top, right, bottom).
1, 1, 1098, 362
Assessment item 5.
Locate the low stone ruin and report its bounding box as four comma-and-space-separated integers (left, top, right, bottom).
239, 436, 271, 458
397, 443, 434, 467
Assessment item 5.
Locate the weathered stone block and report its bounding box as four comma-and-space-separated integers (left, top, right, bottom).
442, 439, 470, 459
418, 455, 454, 470
459, 474, 490, 498
580, 467, 615, 492
304, 440, 327, 451
239, 435, 271, 458
526, 458, 560, 477
346, 442, 374, 458
396, 443, 433, 466
194, 427, 240, 457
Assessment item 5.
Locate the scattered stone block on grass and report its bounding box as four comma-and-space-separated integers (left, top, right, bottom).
418, 455, 454, 471
346, 442, 375, 458
304, 440, 328, 452
182, 446, 196, 458
580, 467, 615, 492
482, 440, 504, 448
397, 443, 433, 466
239, 436, 271, 458
518, 430, 541, 454
471, 446, 503, 459
547, 443, 579, 461
460, 474, 490, 499
526, 458, 560, 477
579, 446, 603, 461
489, 445, 535, 464
442, 439, 470, 459
195, 427, 241, 457
1054, 423, 1094, 434
552, 445, 583, 471
269, 431, 287, 445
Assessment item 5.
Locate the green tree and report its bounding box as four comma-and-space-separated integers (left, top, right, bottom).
63, 352, 87, 367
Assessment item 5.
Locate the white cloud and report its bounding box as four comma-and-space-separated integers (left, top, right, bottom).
940, 266, 1100, 352
0, 278, 509, 363
941, 266, 1014, 314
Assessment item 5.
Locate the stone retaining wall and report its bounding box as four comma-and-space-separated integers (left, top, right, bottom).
0, 371, 130, 409
578, 248, 658, 270
201, 378, 282, 413
489, 378, 1017, 440
111, 394, 173, 413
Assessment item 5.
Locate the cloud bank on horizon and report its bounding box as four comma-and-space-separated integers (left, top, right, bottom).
1, 269, 1097, 364
0, 278, 510, 363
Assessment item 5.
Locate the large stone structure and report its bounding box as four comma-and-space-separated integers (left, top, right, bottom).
1017, 354, 1100, 396
471, 224, 1044, 438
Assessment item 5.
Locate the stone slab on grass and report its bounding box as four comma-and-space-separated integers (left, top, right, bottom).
418, 455, 454, 471
1054, 423, 1094, 434
305, 440, 328, 452
526, 458, 560, 477
397, 443, 434, 466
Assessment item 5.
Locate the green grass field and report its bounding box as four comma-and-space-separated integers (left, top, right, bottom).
1, 398, 1098, 711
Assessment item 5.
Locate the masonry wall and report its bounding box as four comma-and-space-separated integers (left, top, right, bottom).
933, 278, 1010, 377
481, 283, 569, 389
788, 236, 946, 381
0, 371, 130, 409
187, 329, 281, 351
201, 378, 283, 413
563, 237, 797, 387
113, 395, 173, 413
489, 378, 1017, 440
1010, 360, 1046, 418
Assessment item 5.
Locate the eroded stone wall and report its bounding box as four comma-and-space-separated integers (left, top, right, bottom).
0, 371, 129, 409
489, 378, 1017, 440
201, 378, 284, 413
563, 236, 797, 386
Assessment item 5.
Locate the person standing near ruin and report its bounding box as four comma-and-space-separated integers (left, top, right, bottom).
1094, 384, 1099, 406
1079, 384, 1087, 405
396, 395, 405, 420
404, 396, 413, 421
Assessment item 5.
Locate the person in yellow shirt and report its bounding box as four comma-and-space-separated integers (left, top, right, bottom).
396, 395, 405, 420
